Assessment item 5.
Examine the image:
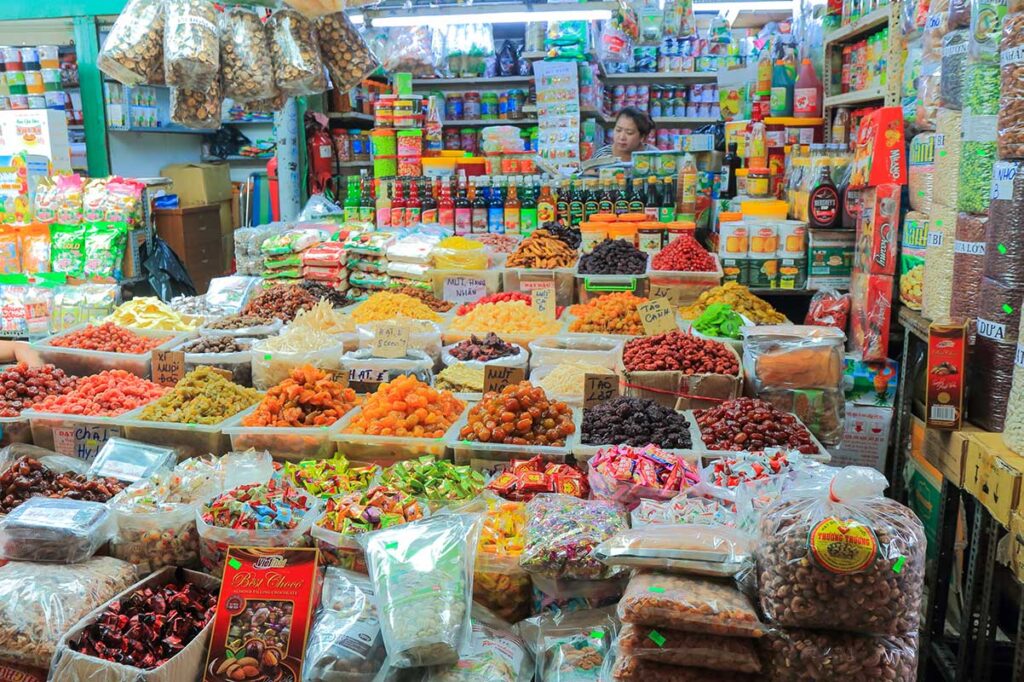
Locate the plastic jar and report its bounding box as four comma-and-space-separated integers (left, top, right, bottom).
464, 91, 481, 120
637, 225, 665, 257
481, 92, 498, 119
375, 98, 394, 128
371, 129, 397, 157
332, 129, 351, 162
37, 45, 59, 69
748, 168, 771, 198
461, 128, 478, 154
23, 71, 43, 95
444, 128, 461, 150
397, 129, 422, 157
445, 93, 463, 121
393, 99, 416, 127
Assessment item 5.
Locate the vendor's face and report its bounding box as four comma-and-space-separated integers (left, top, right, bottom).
613, 117, 642, 156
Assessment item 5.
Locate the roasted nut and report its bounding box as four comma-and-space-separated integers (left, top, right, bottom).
97, 0, 165, 85
998, 12, 1024, 158
170, 78, 222, 130
316, 12, 380, 93
164, 0, 220, 89
220, 6, 278, 102
762, 629, 918, 682
267, 8, 327, 96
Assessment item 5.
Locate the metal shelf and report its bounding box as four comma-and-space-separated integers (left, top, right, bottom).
327, 111, 374, 124
823, 6, 891, 47
201, 155, 273, 162
109, 125, 210, 135
652, 116, 719, 126
601, 71, 717, 84
412, 76, 532, 89
823, 87, 888, 108
442, 118, 538, 127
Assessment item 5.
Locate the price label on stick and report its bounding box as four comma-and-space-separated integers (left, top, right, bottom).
151, 350, 185, 387
372, 324, 410, 359
636, 298, 678, 335
531, 283, 557, 321
484, 365, 525, 394
583, 372, 619, 409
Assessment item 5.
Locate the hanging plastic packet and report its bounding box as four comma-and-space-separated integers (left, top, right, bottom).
82, 222, 128, 279
163, 0, 220, 90
219, 6, 279, 103
49, 224, 86, 277
96, 0, 165, 85
48, 282, 119, 333
101, 177, 145, 227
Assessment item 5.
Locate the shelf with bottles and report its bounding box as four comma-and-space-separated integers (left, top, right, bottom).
601, 71, 718, 84
652, 117, 719, 126
823, 87, 887, 108
823, 5, 892, 47
327, 111, 374, 125
442, 118, 539, 127
411, 76, 533, 89
764, 117, 824, 127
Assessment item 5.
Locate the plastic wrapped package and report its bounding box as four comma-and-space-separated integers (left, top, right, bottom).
518, 607, 617, 682
381, 25, 443, 77
464, 497, 532, 623
759, 387, 845, 446
219, 6, 278, 102
757, 467, 926, 636
971, 0, 1011, 59
916, 63, 942, 132
97, 0, 165, 85
593, 524, 753, 577
617, 623, 762, 673
902, 39, 924, 130
922, 207, 957, 321
763, 629, 919, 682
923, 10, 951, 62
959, 119, 998, 214
360, 514, 481, 668
1003, 310, 1024, 454
170, 78, 221, 129
998, 12, 1024, 159
267, 7, 328, 96
940, 29, 969, 108
949, 212, 988, 328
318, 12, 381, 93
302, 567, 386, 681
0, 557, 138, 669
969, 276, 1023, 431
251, 332, 344, 390
603, 651, 759, 682
341, 348, 434, 387
986, 160, 1024, 290
0, 497, 112, 563
528, 336, 624, 370
908, 133, 936, 212
933, 108, 963, 209
519, 494, 629, 581
163, 0, 219, 89
618, 570, 763, 636
742, 325, 845, 393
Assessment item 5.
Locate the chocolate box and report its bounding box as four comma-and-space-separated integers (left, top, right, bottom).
849, 107, 907, 189
849, 269, 894, 362
854, 184, 901, 276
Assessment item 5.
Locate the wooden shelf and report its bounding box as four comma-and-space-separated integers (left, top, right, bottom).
823, 87, 887, 108
327, 111, 374, 124
824, 6, 891, 47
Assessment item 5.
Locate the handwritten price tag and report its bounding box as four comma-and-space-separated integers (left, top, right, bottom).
531, 283, 557, 321
443, 276, 488, 303
583, 372, 619, 409
484, 365, 525, 394
636, 298, 678, 335
151, 350, 185, 387
372, 325, 410, 359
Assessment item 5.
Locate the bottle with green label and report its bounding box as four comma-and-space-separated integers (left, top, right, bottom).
520, 180, 538, 235
343, 177, 360, 222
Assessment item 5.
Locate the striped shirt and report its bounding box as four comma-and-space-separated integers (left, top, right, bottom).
592, 143, 659, 160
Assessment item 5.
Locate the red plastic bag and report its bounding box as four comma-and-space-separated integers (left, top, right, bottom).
805, 287, 851, 330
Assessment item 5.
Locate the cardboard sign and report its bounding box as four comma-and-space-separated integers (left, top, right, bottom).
636, 298, 678, 335
520, 275, 556, 291
203, 547, 320, 682
443, 276, 488, 303
484, 365, 525, 394
531, 284, 557, 321
152, 350, 186, 386
328, 370, 350, 388
583, 372, 619, 409
371, 325, 410, 359
53, 424, 121, 461
207, 367, 235, 381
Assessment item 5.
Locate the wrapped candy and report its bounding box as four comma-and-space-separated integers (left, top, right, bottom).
379, 456, 485, 509
472, 498, 531, 622
282, 455, 377, 498
520, 494, 628, 581
313, 486, 426, 570
708, 450, 792, 488
486, 456, 590, 501
588, 445, 701, 510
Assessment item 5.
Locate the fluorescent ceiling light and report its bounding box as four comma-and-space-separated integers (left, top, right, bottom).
368, 9, 613, 28
693, 1, 793, 11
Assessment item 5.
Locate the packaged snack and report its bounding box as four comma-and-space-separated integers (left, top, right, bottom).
220, 6, 278, 102
19, 222, 51, 273
520, 607, 617, 682
97, 0, 165, 85
605, 652, 758, 681
763, 629, 918, 681
82, 221, 128, 279
594, 524, 753, 577
0, 227, 20, 274
49, 223, 86, 277
519, 494, 628, 580
303, 567, 387, 681
0, 497, 112, 564
587, 445, 701, 510
465, 496, 532, 622
618, 571, 763, 637
487, 457, 590, 501
317, 11, 381, 93
359, 514, 482, 668
164, 0, 220, 89
313, 486, 426, 570
425, 614, 532, 682
742, 325, 845, 391
170, 79, 222, 129
267, 7, 328, 96
617, 623, 762, 672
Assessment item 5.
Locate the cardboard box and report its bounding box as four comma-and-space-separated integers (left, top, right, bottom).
1010, 511, 1024, 582
925, 320, 968, 429
50, 567, 220, 682
854, 184, 901, 275
964, 432, 1024, 527
849, 269, 893, 361
807, 228, 854, 290
830, 403, 893, 472
850, 106, 907, 188
622, 345, 743, 410
923, 423, 982, 487
843, 355, 899, 406
907, 443, 943, 564
160, 162, 232, 207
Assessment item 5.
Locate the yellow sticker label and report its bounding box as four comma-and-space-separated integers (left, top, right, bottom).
808, 517, 878, 574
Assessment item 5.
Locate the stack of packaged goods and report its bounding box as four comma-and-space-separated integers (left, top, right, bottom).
344, 231, 395, 300
899, 134, 933, 312
261, 227, 330, 285
301, 240, 349, 296
386, 232, 443, 292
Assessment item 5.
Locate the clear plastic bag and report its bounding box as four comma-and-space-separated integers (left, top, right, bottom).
163, 0, 219, 89
959, 113, 998, 214
593, 524, 753, 577
759, 387, 845, 447
423, 612, 532, 682
380, 25, 443, 78
518, 606, 617, 682
341, 348, 434, 386
251, 335, 345, 390
219, 6, 278, 103
0, 497, 113, 564
986, 161, 1024, 290
97, 0, 165, 86
922, 206, 957, 321
940, 29, 969, 109
359, 514, 481, 668
1003, 310, 1024, 454
948, 0, 972, 29
756, 467, 926, 636
617, 623, 762, 673
528, 335, 624, 370
617, 570, 763, 637
915, 61, 942, 130
968, 276, 1023, 431
318, 12, 381, 93
998, 12, 1024, 159
971, 0, 1010, 59
908, 132, 936, 212
923, 11, 950, 63
303, 567, 386, 681
742, 325, 845, 393
933, 108, 963, 209
169, 79, 222, 129
949, 212, 988, 329
0, 557, 138, 668
519, 494, 628, 581
763, 629, 919, 681
603, 651, 758, 681
268, 7, 328, 96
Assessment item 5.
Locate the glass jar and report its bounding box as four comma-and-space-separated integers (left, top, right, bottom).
464, 91, 481, 120
481, 92, 499, 119
445, 94, 463, 121
748, 167, 771, 198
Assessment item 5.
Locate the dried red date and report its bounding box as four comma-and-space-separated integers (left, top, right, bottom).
0, 363, 77, 417
695, 397, 819, 454
0, 456, 127, 514
622, 331, 739, 375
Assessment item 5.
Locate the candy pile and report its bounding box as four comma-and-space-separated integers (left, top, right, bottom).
242, 365, 359, 427
622, 331, 739, 374
31, 369, 167, 416
582, 397, 693, 449
49, 322, 167, 353
680, 282, 787, 324
448, 333, 519, 362
589, 444, 701, 508
351, 291, 442, 323
201, 480, 314, 531
519, 494, 629, 580
505, 229, 579, 269
343, 375, 464, 438
138, 367, 260, 424
461, 381, 575, 446
0, 456, 127, 514
578, 238, 647, 274
569, 292, 648, 335
632, 495, 736, 527
392, 286, 454, 312
449, 300, 562, 336
692, 303, 745, 340
379, 456, 485, 505
651, 234, 717, 271
0, 363, 78, 417
474, 499, 531, 622
707, 451, 793, 487
105, 297, 199, 331
283, 455, 378, 498
205, 313, 277, 330
316, 486, 425, 536
434, 363, 485, 394
241, 283, 318, 322
695, 397, 820, 454
487, 457, 590, 500
69, 581, 218, 669
456, 291, 565, 318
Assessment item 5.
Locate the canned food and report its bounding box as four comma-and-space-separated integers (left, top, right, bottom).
719, 220, 748, 256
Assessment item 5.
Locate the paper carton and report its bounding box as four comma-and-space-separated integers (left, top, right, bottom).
965, 432, 1024, 527
850, 106, 907, 188
161, 163, 233, 207
849, 269, 893, 361
854, 184, 901, 275
807, 229, 854, 290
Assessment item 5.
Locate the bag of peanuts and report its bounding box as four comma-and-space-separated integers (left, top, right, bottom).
267, 7, 328, 96
761, 628, 919, 681
163, 0, 220, 90
97, 0, 166, 86
317, 11, 381, 94
756, 467, 926, 636
219, 6, 279, 103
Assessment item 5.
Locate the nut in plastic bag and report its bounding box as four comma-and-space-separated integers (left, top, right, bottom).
318, 12, 381, 94
763, 628, 919, 681
268, 7, 328, 96
618, 622, 762, 673
170, 78, 222, 129
303, 567, 386, 680
220, 6, 279, 103
163, 0, 220, 90
97, 0, 166, 85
